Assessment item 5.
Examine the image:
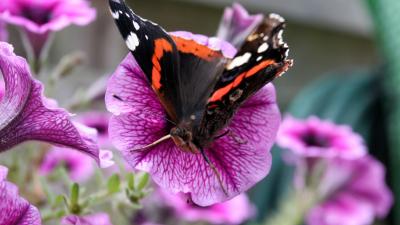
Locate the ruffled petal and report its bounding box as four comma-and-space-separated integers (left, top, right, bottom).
0, 42, 100, 162
216, 3, 263, 48
62, 213, 113, 225
107, 54, 280, 205
307, 193, 374, 225
0, 0, 96, 34
0, 166, 41, 225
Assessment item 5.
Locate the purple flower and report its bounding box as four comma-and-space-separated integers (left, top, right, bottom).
306, 156, 393, 225
216, 3, 263, 48
62, 213, 113, 225
0, 165, 41, 225
0, 42, 99, 162
40, 147, 95, 182
0, 0, 96, 59
160, 190, 255, 225
277, 116, 366, 159
106, 32, 280, 206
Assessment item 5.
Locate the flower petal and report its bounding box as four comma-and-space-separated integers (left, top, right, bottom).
0, 42, 100, 162
0, 166, 41, 225
0, 0, 96, 34
107, 53, 280, 205
307, 192, 374, 225
216, 3, 263, 48
62, 213, 113, 225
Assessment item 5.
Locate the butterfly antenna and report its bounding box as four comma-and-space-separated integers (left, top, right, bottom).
199, 148, 228, 196
130, 134, 172, 152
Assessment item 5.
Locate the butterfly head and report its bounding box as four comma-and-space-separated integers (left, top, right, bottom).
170, 126, 199, 153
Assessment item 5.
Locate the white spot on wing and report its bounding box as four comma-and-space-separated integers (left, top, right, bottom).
133, 21, 140, 30
257, 43, 269, 53
145, 35, 149, 40
227, 52, 252, 70
126, 32, 139, 51
269, 13, 285, 23
110, 10, 119, 19
125, 13, 130, 17
256, 56, 263, 62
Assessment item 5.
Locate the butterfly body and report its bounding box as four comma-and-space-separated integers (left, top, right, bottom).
109, 0, 292, 154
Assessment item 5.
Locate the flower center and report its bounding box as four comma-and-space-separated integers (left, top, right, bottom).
90, 123, 108, 136
301, 132, 330, 148
20, 5, 53, 25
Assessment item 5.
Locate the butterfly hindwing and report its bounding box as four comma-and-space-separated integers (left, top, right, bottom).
109, 0, 181, 121
198, 14, 293, 140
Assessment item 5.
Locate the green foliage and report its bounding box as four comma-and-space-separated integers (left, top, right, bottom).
367, 0, 400, 223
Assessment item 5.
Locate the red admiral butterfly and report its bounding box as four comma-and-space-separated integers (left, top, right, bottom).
109, 0, 292, 194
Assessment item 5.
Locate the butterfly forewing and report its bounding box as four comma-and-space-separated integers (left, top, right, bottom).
170, 34, 229, 122
198, 14, 293, 141
109, 0, 181, 121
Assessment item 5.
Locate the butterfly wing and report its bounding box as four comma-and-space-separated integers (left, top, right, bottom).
169, 33, 231, 122
109, 0, 181, 121
197, 14, 293, 141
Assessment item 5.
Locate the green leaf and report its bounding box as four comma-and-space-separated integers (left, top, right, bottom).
137, 173, 149, 191
126, 173, 135, 190
107, 174, 121, 194
70, 183, 80, 207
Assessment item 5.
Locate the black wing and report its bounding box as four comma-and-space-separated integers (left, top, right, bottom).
109, 0, 181, 121
197, 13, 293, 141
169, 33, 229, 123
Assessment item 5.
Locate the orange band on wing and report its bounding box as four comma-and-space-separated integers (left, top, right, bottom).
172, 36, 221, 60
208, 60, 275, 103
151, 38, 173, 90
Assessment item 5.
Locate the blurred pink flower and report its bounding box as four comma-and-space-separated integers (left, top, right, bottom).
0, 0, 96, 58
0, 165, 41, 225
0, 42, 100, 161
216, 3, 263, 48
62, 213, 113, 225
307, 156, 393, 225
40, 148, 94, 182
277, 116, 366, 159
160, 190, 255, 225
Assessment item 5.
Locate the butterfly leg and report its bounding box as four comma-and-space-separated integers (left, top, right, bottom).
213, 129, 248, 145
199, 148, 228, 196
228, 131, 248, 145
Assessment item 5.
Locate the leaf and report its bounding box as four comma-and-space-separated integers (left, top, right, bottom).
137, 173, 149, 191
70, 183, 80, 207
107, 174, 121, 194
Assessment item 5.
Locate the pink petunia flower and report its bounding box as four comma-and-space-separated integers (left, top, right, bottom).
0, 0, 96, 58
40, 148, 95, 182
0, 42, 100, 162
62, 212, 113, 225
159, 189, 255, 225
216, 3, 263, 48
0, 165, 41, 225
278, 116, 393, 225
277, 116, 367, 159
106, 33, 280, 206
306, 156, 393, 225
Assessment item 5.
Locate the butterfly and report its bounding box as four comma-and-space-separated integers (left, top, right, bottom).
109, 0, 292, 194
